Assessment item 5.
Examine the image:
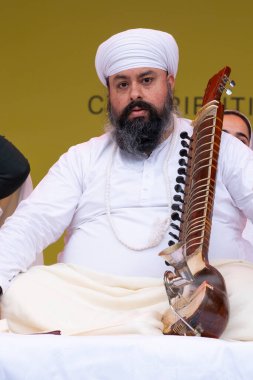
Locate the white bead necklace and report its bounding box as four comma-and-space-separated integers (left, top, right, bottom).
105, 125, 178, 251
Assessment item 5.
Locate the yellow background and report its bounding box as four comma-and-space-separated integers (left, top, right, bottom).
0, 0, 252, 263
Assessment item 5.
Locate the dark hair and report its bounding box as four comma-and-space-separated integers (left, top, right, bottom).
224, 109, 252, 140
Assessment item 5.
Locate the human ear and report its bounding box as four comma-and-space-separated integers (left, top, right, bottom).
167, 74, 175, 90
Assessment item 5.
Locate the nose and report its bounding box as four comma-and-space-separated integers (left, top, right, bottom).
129, 82, 143, 101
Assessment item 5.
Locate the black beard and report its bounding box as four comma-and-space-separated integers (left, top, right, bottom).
107, 93, 174, 157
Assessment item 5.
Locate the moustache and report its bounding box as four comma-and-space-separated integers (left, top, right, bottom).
120, 100, 157, 119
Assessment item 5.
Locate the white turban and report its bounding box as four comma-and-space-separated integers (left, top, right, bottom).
95, 28, 179, 87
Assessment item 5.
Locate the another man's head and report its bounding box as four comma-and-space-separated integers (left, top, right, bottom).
223, 110, 251, 147
95, 28, 179, 156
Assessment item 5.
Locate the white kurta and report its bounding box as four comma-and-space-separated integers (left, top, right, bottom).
0, 116, 253, 292
243, 220, 253, 245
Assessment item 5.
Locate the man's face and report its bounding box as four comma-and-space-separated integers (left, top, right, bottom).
108, 67, 174, 119
107, 67, 175, 156
223, 114, 250, 147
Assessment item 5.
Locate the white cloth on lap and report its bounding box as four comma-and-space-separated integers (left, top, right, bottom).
216, 260, 253, 341
1, 259, 253, 341
0, 264, 167, 335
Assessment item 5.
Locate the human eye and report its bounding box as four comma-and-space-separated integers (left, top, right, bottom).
142, 76, 154, 85
117, 81, 128, 89
240, 138, 248, 146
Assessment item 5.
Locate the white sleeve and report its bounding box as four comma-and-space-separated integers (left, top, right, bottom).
220, 132, 253, 221
0, 143, 89, 293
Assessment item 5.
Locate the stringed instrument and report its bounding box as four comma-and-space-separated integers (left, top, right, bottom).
159, 66, 235, 338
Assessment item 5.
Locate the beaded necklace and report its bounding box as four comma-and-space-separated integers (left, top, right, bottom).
105, 123, 178, 251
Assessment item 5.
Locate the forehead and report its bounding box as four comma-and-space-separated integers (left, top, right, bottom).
109, 67, 167, 82
223, 114, 249, 135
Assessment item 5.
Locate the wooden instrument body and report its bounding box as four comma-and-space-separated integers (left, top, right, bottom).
162, 243, 229, 337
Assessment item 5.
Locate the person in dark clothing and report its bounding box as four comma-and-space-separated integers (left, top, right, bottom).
0, 136, 30, 200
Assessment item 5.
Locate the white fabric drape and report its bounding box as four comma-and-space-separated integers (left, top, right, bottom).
1, 259, 253, 341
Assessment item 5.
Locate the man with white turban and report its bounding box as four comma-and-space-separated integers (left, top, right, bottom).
1, 29, 253, 338
222, 109, 253, 249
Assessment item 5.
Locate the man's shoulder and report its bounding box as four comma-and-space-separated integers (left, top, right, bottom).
77, 132, 110, 147
69, 133, 113, 155
220, 130, 253, 162
220, 130, 251, 153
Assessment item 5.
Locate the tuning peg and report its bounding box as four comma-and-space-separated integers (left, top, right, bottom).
171, 223, 181, 232
172, 203, 183, 212
171, 212, 181, 222
178, 158, 188, 167
181, 140, 189, 148
176, 176, 185, 185
180, 131, 191, 140
225, 80, 235, 96
179, 149, 189, 157
173, 194, 184, 203
169, 232, 179, 240
174, 184, 185, 194
178, 167, 186, 175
